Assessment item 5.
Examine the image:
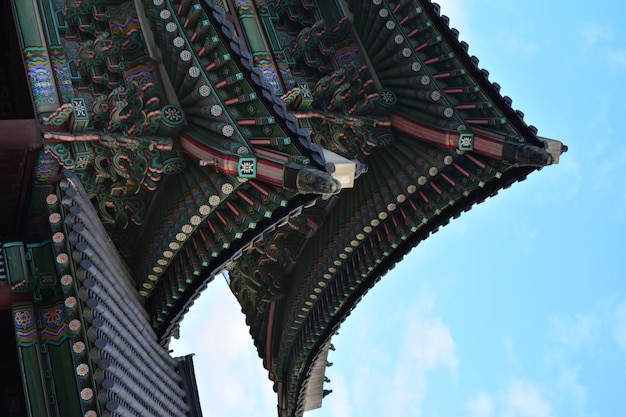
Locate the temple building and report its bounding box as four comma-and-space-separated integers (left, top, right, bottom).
0, 0, 566, 416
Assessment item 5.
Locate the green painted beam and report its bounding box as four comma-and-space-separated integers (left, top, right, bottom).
12, 303, 53, 417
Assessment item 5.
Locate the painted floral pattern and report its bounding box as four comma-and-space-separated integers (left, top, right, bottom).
56, 253, 69, 264
61, 274, 73, 286
42, 308, 63, 327
49, 212, 61, 224
80, 387, 93, 401
69, 319, 81, 332
73, 341, 86, 354
76, 363, 89, 376
14, 311, 34, 329
65, 297, 77, 309
46, 194, 58, 205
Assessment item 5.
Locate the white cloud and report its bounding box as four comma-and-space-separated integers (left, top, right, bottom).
508, 38, 538, 56
608, 49, 626, 70
170, 282, 277, 417
405, 313, 458, 374
549, 294, 626, 360
580, 22, 613, 49
467, 380, 553, 417
437, 0, 471, 40
503, 380, 553, 417
549, 296, 626, 354
613, 298, 626, 352
400, 288, 458, 376
579, 22, 626, 72
544, 298, 626, 417
332, 287, 457, 417
384, 291, 458, 417
550, 313, 600, 349
503, 338, 523, 376
467, 393, 494, 417
556, 362, 587, 415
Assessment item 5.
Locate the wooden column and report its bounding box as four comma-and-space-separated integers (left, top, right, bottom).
0, 119, 41, 238
11, 302, 53, 417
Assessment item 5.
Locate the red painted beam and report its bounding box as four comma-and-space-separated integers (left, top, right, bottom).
265, 300, 276, 380
389, 112, 504, 160
0, 281, 31, 310
0, 119, 40, 150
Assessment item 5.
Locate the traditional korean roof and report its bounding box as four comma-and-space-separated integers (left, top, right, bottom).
47, 171, 194, 416
3, 170, 202, 416
216, 1, 566, 416
22, 0, 341, 341
4, 0, 566, 416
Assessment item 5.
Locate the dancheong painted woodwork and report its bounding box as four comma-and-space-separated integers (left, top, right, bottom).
0, 0, 566, 416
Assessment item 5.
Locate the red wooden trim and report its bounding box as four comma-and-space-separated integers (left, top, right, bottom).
180, 132, 286, 187
0, 119, 40, 150
389, 112, 505, 159
265, 300, 276, 380
0, 282, 31, 310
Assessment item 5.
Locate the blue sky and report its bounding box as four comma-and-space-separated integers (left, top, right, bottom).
171, 1, 626, 416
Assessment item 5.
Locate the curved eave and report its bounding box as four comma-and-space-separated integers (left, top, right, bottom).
419, 1, 545, 146
280, 161, 535, 417
155, 194, 319, 343
139, 161, 310, 337
269, 131, 535, 415
133, 0, 355, 339
142, 0, 328, 168
346, 0, 563, 159
219, 2, 565, 414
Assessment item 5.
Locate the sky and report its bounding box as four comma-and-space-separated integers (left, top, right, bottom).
170, 1, 626, 416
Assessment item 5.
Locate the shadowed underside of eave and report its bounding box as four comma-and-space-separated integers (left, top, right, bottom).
269, 140, 537, 415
